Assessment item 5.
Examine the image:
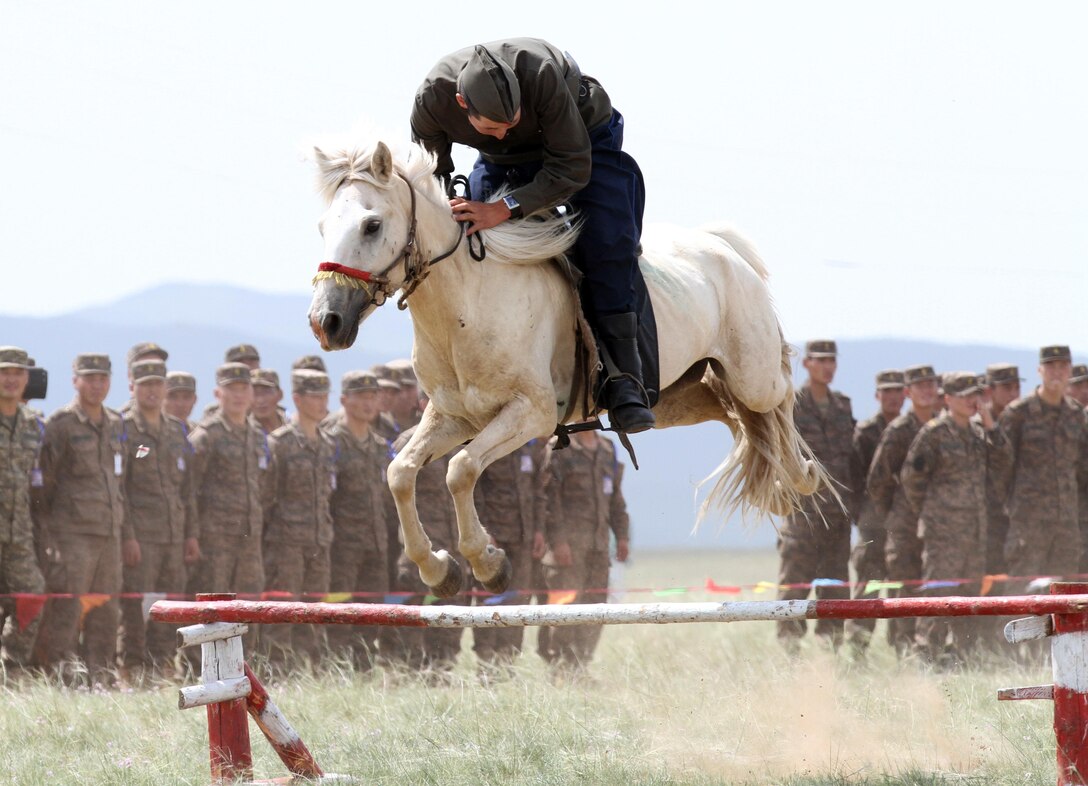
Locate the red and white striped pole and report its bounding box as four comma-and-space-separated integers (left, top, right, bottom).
1052, 582, 1088, 784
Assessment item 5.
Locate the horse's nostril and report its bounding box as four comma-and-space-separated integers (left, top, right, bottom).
322, 312, 342, 337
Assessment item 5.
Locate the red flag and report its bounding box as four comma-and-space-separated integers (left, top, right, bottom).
13, 593, 47, 632
705, 578, 742, 594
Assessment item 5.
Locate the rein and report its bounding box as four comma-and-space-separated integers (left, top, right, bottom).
314, 172, 464, 311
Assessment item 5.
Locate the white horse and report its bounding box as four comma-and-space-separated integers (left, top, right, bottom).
307, 139, 823, 597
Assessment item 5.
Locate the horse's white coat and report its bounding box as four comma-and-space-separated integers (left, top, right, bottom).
307, 140, 822, 593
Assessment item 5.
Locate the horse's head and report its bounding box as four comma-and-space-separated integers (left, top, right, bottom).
308, 140, 415, 350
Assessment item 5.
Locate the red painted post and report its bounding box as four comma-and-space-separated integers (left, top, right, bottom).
244, 664, 323, 778
196, 593, 253, 783
1051, 582, 1088, 786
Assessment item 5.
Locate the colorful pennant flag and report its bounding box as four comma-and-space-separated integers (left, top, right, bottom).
14, 593, 47, 632
547, 590, 578, 605
79, 594, 112, 625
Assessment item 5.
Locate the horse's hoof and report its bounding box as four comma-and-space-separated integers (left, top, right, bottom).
479, 553, 513, 595
429, 556, 464, 599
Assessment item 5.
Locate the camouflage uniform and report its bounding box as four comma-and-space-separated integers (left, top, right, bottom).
900, 375, 1012, 661
998, 369, 1088, 581
541, 433, 629, 666
845, 370, 904, 650
867, 364, 938, 653
187, 369, 266, 598
120, 361, 197, 670
980, 364, 1023, 574
0, 347, 47, 666
392, 426, 467, 671
164, 371, 199, 431
260, 371, 335, 666
326, 372, 393, 668
471, 440, 547, 666
34, 355, 126, 680
777, 354, 860, 647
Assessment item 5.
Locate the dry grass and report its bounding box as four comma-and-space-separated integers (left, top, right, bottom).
0, 549, 1059, 784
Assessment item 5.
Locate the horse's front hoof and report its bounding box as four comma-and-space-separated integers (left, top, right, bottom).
478, 551, 513, 595
429, 556, 465, 599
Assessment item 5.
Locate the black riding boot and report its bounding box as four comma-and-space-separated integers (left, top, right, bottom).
596, 312, 656, 434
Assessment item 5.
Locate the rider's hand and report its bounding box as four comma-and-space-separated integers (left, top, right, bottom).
122, 538, 142, 568
183, 537, 202, 565
449, 198, 512, 236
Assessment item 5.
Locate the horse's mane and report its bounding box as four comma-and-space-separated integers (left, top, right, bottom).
310, 138, 578, 266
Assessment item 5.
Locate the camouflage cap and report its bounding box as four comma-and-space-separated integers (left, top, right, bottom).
1040, 345, 1072, 364
342, 370, 381, 393
804, 339, 837, 358
292, 355, 327, 372
216, 362, 252, 386
386, 358, 417, 386
251, 368, 281, 389
292, 369, 330, 395
1071, 364, 1088, 384
131, 359, 167, 383
224, 344, 260, 364
457, 44, 521, 124
370, 364, 401, 390
875, 369, 905, 390
943, 371, 984, 396
986, 363, 1023, 386
904, 364, 939, 385
165, 371, 197, 393
73, 353, 112, 376
126, 341, 168, 367
0, 346, 31, 369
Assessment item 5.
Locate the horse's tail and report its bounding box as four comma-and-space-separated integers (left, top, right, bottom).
696, 340, 827, 523
700, 223, 770, 282
694, 226, 830, 522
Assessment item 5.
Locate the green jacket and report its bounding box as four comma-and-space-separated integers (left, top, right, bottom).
411, 38, 613, 215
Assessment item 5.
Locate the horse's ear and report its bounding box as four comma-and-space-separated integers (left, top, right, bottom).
371, 141, 394, 183
311, 146, 330, 170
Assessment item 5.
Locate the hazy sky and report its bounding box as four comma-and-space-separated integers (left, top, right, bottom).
3, 2, 1086, 350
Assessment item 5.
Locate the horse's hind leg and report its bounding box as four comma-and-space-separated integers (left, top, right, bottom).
387, 407, 476, 598
446, 397, 553, 594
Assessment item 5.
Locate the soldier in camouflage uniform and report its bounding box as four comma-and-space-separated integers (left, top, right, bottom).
200, 345, 262, 423
164, 372, 198, 430
1069, 364, 1088, 410
845, 369, 905, 654
392, 422, 469, 674
325, 371, 394, 669
117, 343, 169, 417
250, 369, 290, 436
979, 364, 1023, 575
0, 347, 47, 668
33, 354, 126, 683
187, 364, 266, 608
261, 370, 336, 669
901, 372, 1011, 663
997, 346, 1088, 584
470, 439, 548, 671
867, 363, 940, 654
777, 340, 860, 650
541, 430, 629, 668
293, 355, 328, 373
120, 360, 199, 676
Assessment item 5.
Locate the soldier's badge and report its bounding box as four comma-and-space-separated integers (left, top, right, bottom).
177, 456, 186, 471
603, 476, 614, 496
114, 452, 123, 476
136, 445, 151, 459
30, 467, 43, 487
330, 471, 337, 491
520, 455, 533, 473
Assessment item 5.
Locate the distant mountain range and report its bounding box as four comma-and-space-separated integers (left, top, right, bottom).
0, 282, 1048, 550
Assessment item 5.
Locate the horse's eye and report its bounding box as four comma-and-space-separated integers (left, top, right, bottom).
364, 219, 382, 236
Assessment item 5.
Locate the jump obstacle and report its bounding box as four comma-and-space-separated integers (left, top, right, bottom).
152, 583, 1088, 785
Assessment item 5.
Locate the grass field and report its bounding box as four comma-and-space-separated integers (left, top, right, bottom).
0, 549, 1060, 785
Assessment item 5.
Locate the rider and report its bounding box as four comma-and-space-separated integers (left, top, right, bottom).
410, 38, 655, 433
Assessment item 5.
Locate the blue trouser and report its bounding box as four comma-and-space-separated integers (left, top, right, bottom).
468, 110, 646, 317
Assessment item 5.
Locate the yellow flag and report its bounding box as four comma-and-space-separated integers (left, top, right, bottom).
322, 592, 354, 603
547, 590, 578, 605
79, 594, 112, 626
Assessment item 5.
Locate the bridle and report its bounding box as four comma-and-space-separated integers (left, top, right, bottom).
314, 172, 464, 311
